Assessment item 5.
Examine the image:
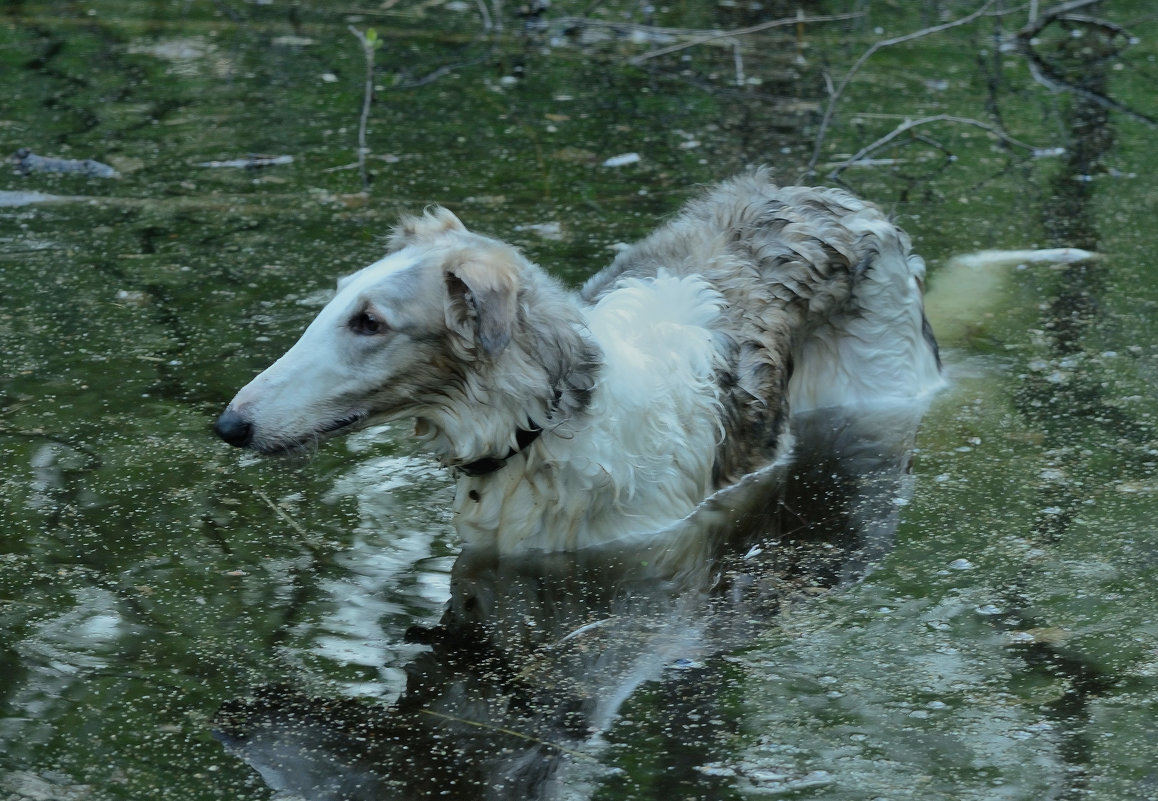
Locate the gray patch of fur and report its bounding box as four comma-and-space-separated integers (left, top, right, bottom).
581, 168, 929, 484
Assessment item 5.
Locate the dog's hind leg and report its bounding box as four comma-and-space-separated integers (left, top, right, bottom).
787, 227, 943, 413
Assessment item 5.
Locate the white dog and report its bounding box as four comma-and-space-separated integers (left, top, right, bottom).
215, 170, 942, 552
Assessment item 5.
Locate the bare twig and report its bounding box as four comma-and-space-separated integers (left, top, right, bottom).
627, 12, 863, 65
826, 114, 1049, 180
380, 0, 495, 91
255, 488, 310, 539
348, 26, 382, 192
806, 0, 999, 176
394, 58, 486, 90
475, 0, 493, 32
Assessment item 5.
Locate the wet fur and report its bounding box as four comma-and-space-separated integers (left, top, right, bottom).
217, 170, 942, 552
582, 176, 942, 484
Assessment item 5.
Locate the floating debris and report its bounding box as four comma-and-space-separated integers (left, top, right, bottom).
9, 148, 119, 178
271, 35, 316, 47
1007, 627, 1071, 646
513, 221, 563, 240
0, 190, 62, 207
196, 154, 294, 169
114, 289, 151, 306
602, 152, 641, 167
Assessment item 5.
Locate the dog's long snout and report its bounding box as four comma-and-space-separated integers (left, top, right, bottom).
214, 409, 254, 448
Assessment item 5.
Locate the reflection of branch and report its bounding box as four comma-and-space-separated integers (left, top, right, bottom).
1048, 14, 1131, 39
0, 426, 103, 471
1023, 53, 1157, 127
349, 26, 378, 192
386, 0, 496, 90
418, 709, 593, 760
1016, 9, 1157, 128
826, 114, 1047, 180
394, 58, 487, 89
627, 11, 863, 65
1019, 0, 1102, 38
806, 0, 999, 176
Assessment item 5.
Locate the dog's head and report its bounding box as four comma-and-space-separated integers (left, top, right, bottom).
214, 208, 544, 459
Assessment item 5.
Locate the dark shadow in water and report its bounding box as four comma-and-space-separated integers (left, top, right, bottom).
213, 405, 927, 800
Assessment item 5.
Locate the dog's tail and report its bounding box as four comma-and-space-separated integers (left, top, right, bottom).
924, 247, 1100, 345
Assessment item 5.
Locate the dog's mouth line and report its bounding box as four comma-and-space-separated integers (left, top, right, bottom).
251, 411, 370, 456
319, 411, 368, 436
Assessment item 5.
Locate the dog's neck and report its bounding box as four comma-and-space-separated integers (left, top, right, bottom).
418, 266, 604, 475
457, 425, 544, 476
449, 355, 595, 475
421, 326, 602, 475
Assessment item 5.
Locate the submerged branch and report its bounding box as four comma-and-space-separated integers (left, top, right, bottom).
393, 57, 487, 90
1023, 56, 1157, 127
1019, 0, 1103, 38
627, 11, 863, 65
826, 114, 1047, 180
1028, 54, 1153, 126
255, 488, 310, 539
806, 0, 1000, 176
417, 709, 593, 760
1016, 7, 1156, 128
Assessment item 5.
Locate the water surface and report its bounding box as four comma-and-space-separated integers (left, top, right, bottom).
2, 1, 1157, 799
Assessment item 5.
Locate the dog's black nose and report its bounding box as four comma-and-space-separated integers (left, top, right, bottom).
214, 409, 254, 448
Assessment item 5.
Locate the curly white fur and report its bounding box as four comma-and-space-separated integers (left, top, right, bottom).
455, 272, 730, 551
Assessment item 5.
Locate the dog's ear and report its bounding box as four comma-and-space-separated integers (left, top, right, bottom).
389, 207, 466, 252
445, 249, 519, 358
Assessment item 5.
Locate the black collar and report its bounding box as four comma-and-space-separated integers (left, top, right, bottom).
457, 426, 543, 477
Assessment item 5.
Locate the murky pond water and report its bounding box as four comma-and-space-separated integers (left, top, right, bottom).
3, 1, 1158, 799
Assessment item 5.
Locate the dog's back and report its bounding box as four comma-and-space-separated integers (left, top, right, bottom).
582, 170, 942, 484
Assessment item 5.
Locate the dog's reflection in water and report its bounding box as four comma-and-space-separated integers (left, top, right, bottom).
214, 405, 927, 800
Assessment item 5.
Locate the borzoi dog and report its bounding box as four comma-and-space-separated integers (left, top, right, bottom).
214, 170, 942, 552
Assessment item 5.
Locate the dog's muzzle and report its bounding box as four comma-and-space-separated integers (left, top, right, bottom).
214, 409, 254, 448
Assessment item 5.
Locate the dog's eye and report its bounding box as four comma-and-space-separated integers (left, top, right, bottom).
349, 310, 386, 336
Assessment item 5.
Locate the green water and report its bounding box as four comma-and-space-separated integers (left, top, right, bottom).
2, 1, 1157, 799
